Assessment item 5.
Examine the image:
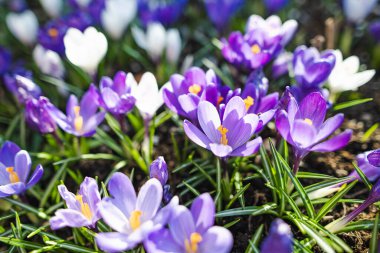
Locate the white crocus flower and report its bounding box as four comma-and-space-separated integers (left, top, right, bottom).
328, 50, 375, 95
343, 0, 377, 23
132, 22, 182, 64
101, 0, 137, 40
39, 0, 62, 18
131, 72, 164, 119
74, 0, 91, 8
33, 45, 65, 78
64, 27, 108, 75
6, 10, 38, 46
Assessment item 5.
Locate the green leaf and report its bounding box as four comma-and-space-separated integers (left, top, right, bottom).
295, 220, 335, 253
226, 183, 251, 209
362, 123, 379, 142
182, 181, 200, 196
40, 163, 67, 208
352, 162, 372, 190
0, 237, 43, 250
223, 219, 241, 229
333, 98, 373, 111
297, 172, 337, 180
216, 203, 277, 217
245, 224, 264, 253
4, 198, 48, 219
370, 214, 380, 253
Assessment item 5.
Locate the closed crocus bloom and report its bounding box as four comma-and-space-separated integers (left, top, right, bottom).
50, 177, 101, 229
264, 0, 289, 13
64, 27, 108, 75
145, 193, 233, 253
39, 0, 62, 18
46, 84, 106, 137
95, 173, 166, 252
166, 28, 181, 64
25, 97, 57, 134
0, 141, 44, 198
149, 156, 168, 186
184, 97, 263, 158
3, 74, 42, 104
33, 45, 65, 79
261, 219, 293, 253
131, 72, 164, 120
204, 0, 245, 31
101, 0, 137, 40
343, 0, 377, 24
6, 10, 38, 46
99, 71, 136, 116
328, 50, 375, 95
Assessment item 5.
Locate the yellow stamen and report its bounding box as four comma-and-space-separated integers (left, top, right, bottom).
75, 194, 93, 220
217, 125, 229, 145
244, 96, 254, 111
217, 96, 224, 106
73, 106, 83, 132
6, 167, 20, 184
304, 118, 313, 125
129, 210, 142, 231
185, 232, 203, 253
188, 84, 202, 95
48, 28, 59, 38
251, 44, 261, 54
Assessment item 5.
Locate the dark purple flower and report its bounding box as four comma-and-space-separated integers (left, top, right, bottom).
204, 0, 244, 31
138, 0, 188, 27
184, 97, 262, 158
7, 0, 27, 12
3, 72, 42, 104
263, 0, 289, 14
293, 46, 336, 89
38, 20, 68, 54
145, 193, 233, 253
149, 156, 168, 186
369, 20, 380, 43
0, 47, 12, 75
87, 0, 106, 24
25, 97, 57, 134
64, 11, 93, 31
46, 84, 105, 137
261, 219, 293, 253
276, 92, 352, 170
0, 141, 43, 198
99, 71, 136, 116
272, 51, 292, 78
50, 177, 101, 229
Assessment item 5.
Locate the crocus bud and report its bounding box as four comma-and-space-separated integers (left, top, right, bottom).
149, 156, 168, 186
33, 45, 65, 79
25, 97, 57, 134
261, 219, 293, 253
6, 10, 38, 46
39, 0, 63, 18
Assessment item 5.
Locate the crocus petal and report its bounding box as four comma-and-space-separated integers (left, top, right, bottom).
58, 184, 79, 210
80, 85, 100, 120
50, 209, 90, 230
198, 101, 221, 143
311, 130, 352, 152
14, 150, 31, 183
136, 178, 163, 222
290, 120, 317, 148
191, 193, 215, 234
99, 198, 130, 233
315, 113, 344, 142
209, 143, 233, 157
144, 228, 183, 253
0, 141, 20, 167
298, 92, 326, 128
275, 111, 295, 146
101, 87, 120, 110
222, 96, 246, 124
227, 114, 259, 148
81, 111, 106, 137
153, 196, 179, 226
178, 94, 200, 122
368, 150, 380, 167
258, 109, 276, 127
198, 226, 233, 253
96, 232, 131, 253
229, 137, 263, 157
169, 205, 196, 246
78, 177, 101, 221
26, 164, 43, 189
0, 182, 25, 197
183, 120, 211, 149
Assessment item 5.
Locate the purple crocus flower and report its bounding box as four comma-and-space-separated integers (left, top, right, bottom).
276, 92, 352, 173
46, 84, 105, 137
145, 193, 233, 253
138, 0, 188, 27
25, 97, 57, 134
369, 20, 380, 43
149, 156, 168, 186
50, 177, 101, 229
99, 71, 136, 116
64, 11, 93, 31
3, 72, 42, 104
0, 141, 43, 198
263, 0, 289, 14
95, 172, 169, 252
204, 0, 245, 31
0, 47, 12, 75
272, 51, 292, 78
7, 0, 27, 13
261, 219, 293, 253
184, 96, 263, 158
38, 20, 68, 54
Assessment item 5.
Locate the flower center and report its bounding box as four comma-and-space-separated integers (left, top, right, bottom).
244, 96, 254, 111
188, 84, 202, 95
304, 118, 313, 125
73, 106, 84, 132
217, 96, 224, 106
129, 210, 142, 231
185, 232, 203, 253
217, 125, 229, 145
251, 44, 261, 54
48, 28, 59, 38
75, 194, 92, 220
6, 167, 20, 184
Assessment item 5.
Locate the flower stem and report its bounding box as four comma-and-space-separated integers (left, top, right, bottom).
118, 115, 127, 133
51, 131, 63, 147
142, 117, 151, 164
293, 154, 302, 175
216, 158, 222, 212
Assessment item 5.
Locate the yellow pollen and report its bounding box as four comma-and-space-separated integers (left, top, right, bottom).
129, 210, 142, 231
185, 232, 203, 253
48, 28, 59, 38
73, 106, 83, 132
6, 167, 20, 184
304, 118, 313, 125
217, 96, 224, 106
244, 96, 254, 111
251, 44, 261, 54
217, 125, 229, 145
188, 84, 202, 95
75, 194, 93, 220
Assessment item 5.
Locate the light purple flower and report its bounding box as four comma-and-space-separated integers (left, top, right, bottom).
263, 0, 289, 14
145, 193, 233, 253
96, 172, 170, 252
99, 71, 136, 116
138, 0, 187, 27
50, 177, 101, 230
272, 51, 292, 78
261, 219, 293, 253
149, 156, 168, 186
0, 141, 43, 198
3, 72, 41, 104
184, 96, 262, 158
46, 84, 105, 137
25, 97, 57, 134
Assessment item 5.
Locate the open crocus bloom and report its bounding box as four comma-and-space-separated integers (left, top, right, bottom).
328, 50, 375, 95
276, 92, 352, 160
184, 96, 262, 158
50, 177, 101, 229
96, 172, 166, 252
261, 219, 293, 253
46, 84, 105, 137
0, 141, 43, 198
25, 97, 57, 134
145, 193, 233, 253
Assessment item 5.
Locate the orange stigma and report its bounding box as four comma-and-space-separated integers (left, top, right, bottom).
217, 125, 229, 145
251, 44, 261, 54
6, 167, 20, 184
129, 210, 142, 231
48, 28, 59, 38
75, 194, 93, 220
304, 118, 313, 125
244, 96, 254, 111
73, 106, 83, 132
185, 232, 203, 253
188, 84, 202, 95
